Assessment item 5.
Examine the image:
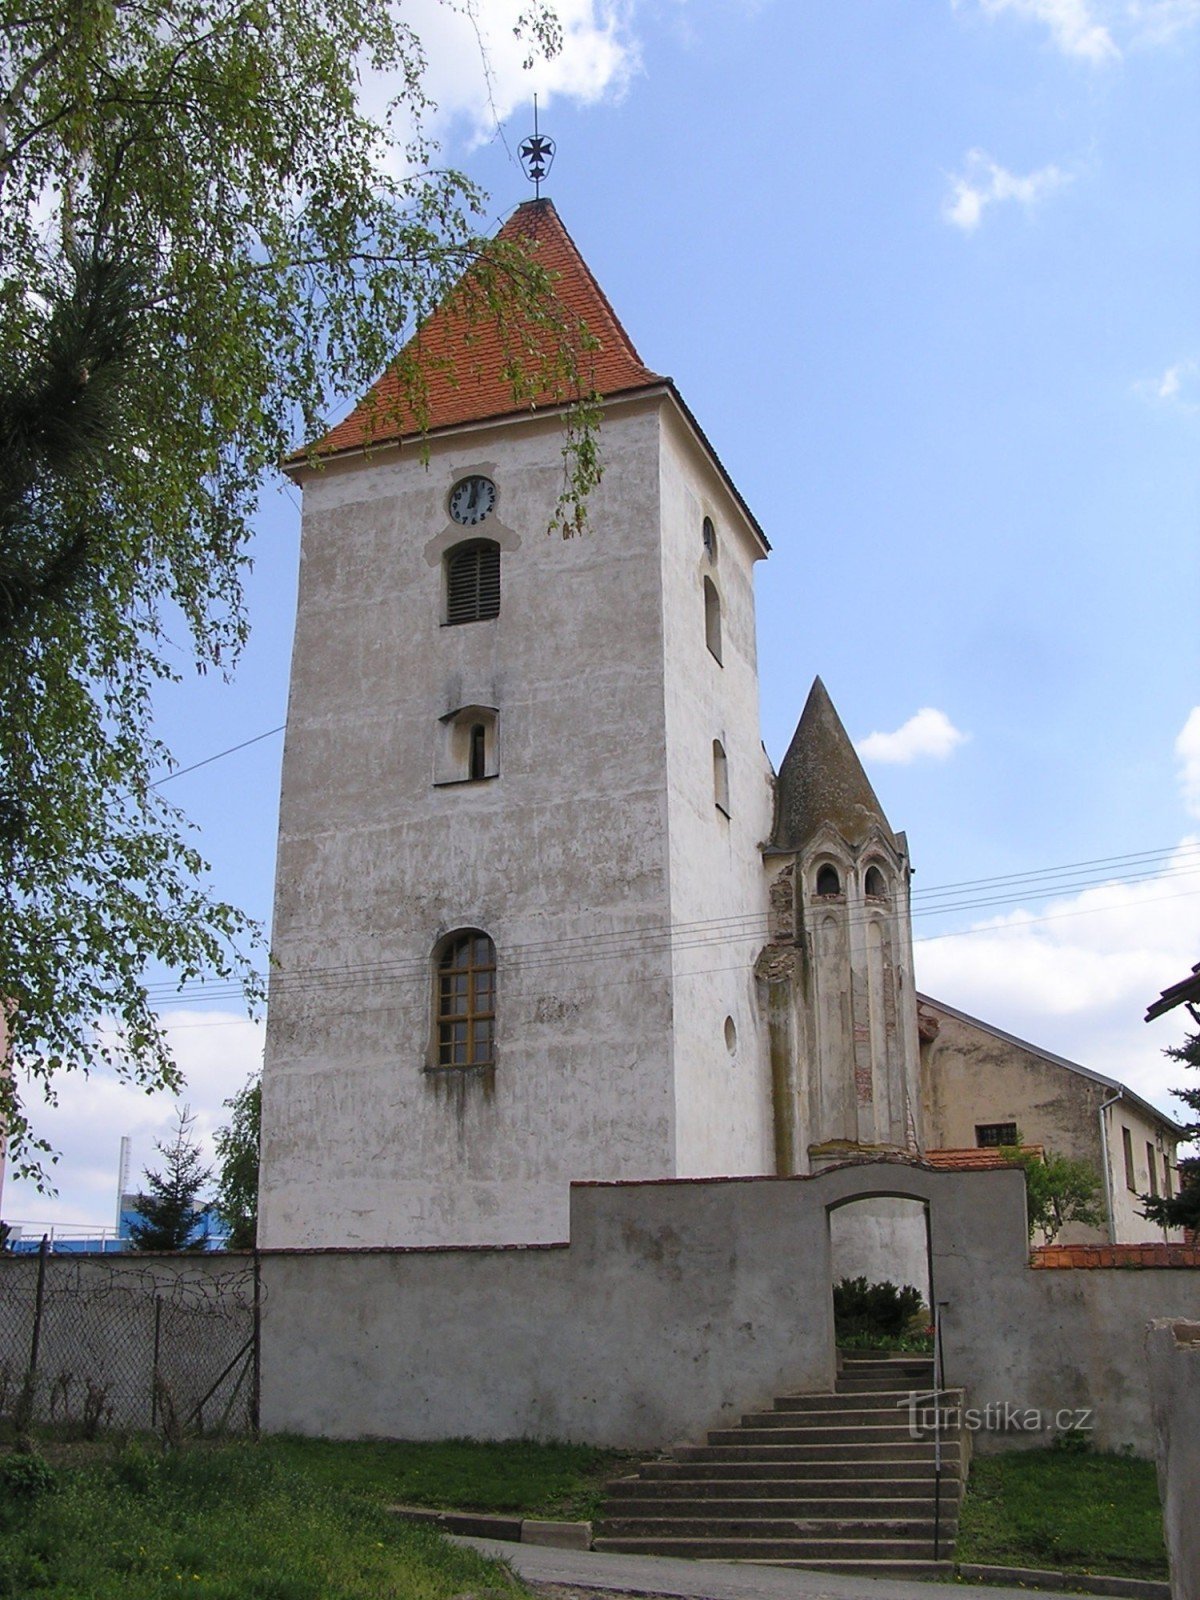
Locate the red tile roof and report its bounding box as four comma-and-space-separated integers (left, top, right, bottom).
302, 200, 663, 460
1032, 1243, 1200, 1269
925, 1147, 1042, 1171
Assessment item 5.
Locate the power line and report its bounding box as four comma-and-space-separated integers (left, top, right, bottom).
147, 725, 285, 789
140, 854, 1200, 1011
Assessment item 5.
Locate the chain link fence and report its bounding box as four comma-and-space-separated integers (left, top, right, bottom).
0, 1245, 258, 1439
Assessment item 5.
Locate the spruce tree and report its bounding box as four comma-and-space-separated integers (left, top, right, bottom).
128, 1108, 214, 1253
1141, 1031, 1200, 1233
213, 1078, 260, 1252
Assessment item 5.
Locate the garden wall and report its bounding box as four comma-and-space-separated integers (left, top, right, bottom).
258, 1163, 1200, 1456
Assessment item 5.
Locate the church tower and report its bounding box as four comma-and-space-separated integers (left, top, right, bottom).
758, 678, 924, 1172
258, 201, 777, 1248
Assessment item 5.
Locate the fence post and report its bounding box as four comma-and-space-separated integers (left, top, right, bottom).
151, 1295, 163, 1427
251, 1249, 261, 1438
23, 1234, 50, 1422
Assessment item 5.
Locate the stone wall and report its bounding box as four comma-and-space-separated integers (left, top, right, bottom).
1146, 1319, 1200, 1600
258, 1164, 1200, 1456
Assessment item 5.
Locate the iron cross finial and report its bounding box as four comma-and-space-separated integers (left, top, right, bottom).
519, 95, 555, 199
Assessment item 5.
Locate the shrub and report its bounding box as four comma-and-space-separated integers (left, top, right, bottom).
833, 1276, 925, 1341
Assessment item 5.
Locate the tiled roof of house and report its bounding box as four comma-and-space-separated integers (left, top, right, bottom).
300, 199, 664, 460
925, 1146, 1043, 1171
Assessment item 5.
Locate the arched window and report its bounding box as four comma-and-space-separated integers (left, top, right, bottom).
865, 864, 888, 899
702, 515, 717, 558
435, 931, 496, 1067
703, 577, 722, 663
713, 739, 730, 816
445, 540, 500, 625
816, 864, 841, 897
434, 706, 497, 784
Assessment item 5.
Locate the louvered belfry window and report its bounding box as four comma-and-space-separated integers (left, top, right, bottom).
436, 931, 496, 1067
445, 541, 500, 625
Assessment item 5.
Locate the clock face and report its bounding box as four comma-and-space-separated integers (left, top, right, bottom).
449, 475, 496, 526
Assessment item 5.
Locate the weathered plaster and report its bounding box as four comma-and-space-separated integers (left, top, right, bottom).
1146, 1318, 1200, 1600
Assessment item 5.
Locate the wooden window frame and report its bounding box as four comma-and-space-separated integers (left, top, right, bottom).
435, 931, 496, 1068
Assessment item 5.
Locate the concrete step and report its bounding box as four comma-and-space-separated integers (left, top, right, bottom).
672, 1446, 966, 1465
601, 1495, 957, 1520
595, 1515, 958, 1539
591, 1536, 953, 1561
607, 1477, 959, 1502
772, 1387, 960, 1412
739, 1406, 959, 1431
696, 1432, 962, 1455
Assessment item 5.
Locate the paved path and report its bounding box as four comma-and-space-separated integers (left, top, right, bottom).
453, 1537, 1039, 1600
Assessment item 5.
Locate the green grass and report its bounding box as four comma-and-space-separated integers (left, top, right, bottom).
0, 1442, 529, 1600
260, 1435, 629, 1521
957, 1444, 1169, 1580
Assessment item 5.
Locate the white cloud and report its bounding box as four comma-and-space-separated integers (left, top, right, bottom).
2, 1012, 263, 1237
364, 0, 638, 156
1125, 0, 1200, 48
943, 149, 1072, 231
960, 0, 1200, 56
1177, 708, 1200, 818
857, 708, 969, 765
916, 838, 1200, 1119
1135, 358, 1199, 411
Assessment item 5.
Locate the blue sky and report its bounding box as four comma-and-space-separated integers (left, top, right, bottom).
7, 0, 1199, 1232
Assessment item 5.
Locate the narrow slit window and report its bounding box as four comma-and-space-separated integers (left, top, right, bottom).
469, 724, 487, 781
1147, 1142, 1158, 1196
713, 739, 730, 816
435, 931, 496, 1067
445, 541, 500, 625
702, 516, 716, 557
703, 577, 722, 663
1122, 1125, 1135, 1191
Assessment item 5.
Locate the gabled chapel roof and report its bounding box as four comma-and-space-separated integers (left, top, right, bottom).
769, 677, 897, 854
298, 199, 664, 460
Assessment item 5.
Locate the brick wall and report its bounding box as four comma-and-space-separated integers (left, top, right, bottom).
1031, 1242, 1200, 1269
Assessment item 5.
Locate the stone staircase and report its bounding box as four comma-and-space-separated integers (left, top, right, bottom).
592, 1352, 964, 1579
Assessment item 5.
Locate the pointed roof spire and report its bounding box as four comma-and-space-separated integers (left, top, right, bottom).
770, 678, 896, 852
301, 200, 663, 460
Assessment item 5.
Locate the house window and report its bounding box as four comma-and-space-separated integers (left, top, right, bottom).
864, 864, 888, 899
445, 540, 500, 625
434, 706, 498, 784
1122, 1125, 1135, 1191
976, 1122, 1018, 1148
435, 931, 496, 1067
713, 739, 730, 816
703, 577, 722, 663
1164, 1156, 1173, 1197
1147, 1142, 1159, 1197
702, 515, 717, 558
816, 864, 841, 897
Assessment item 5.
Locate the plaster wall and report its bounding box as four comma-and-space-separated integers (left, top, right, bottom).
656, 404, 776, 1178
259, 1163, 1200, 1456
919, 1000, 1180, 1244
829, 1197, 930, 1303
1146, 1319, 1200, 1600
261, 400, 684, 1249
